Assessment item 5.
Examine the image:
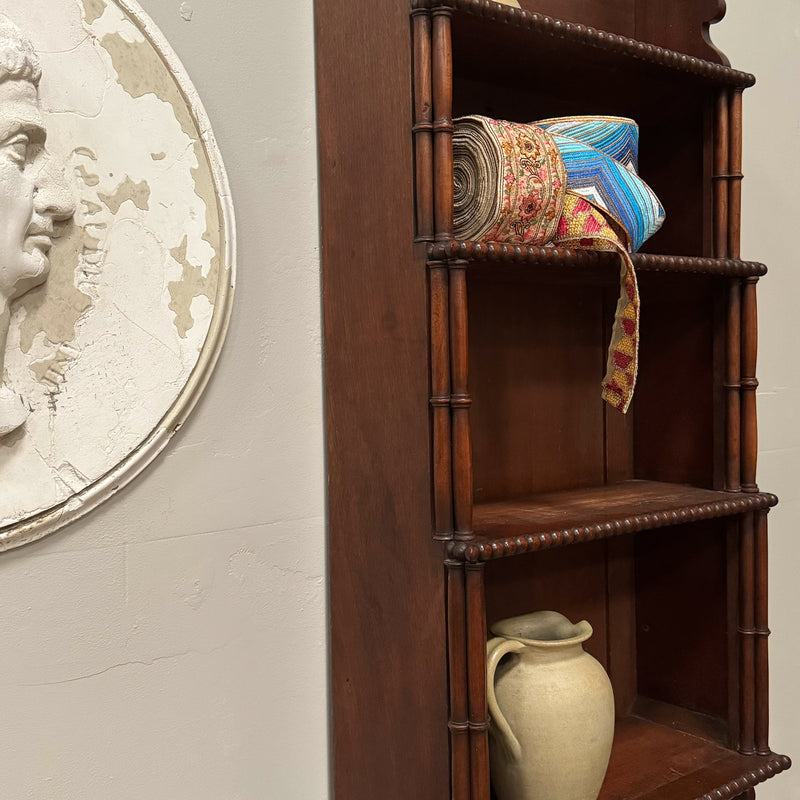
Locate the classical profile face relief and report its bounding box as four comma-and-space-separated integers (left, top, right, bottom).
0, 17, 75, 438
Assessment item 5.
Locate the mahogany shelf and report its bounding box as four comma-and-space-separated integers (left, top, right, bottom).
600, 715, 790, 800
412, 0, 755, 89
427, 242, 768, 278
451, 481, 778, 562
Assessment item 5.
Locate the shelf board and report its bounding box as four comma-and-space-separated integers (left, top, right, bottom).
427, 242, 768, 278
600, 715, 790, 800
452, 480, 777, 562
412, 0, 755, 89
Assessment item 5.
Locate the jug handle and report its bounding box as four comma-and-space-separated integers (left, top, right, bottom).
486, 637, 525, 761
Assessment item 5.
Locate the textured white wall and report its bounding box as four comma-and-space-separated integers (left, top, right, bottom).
0, 0, 327, 798
715, 3, 800, 797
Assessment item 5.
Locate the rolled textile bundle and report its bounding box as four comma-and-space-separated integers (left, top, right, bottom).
453, 116, 566, 245
452, 114, 665, 413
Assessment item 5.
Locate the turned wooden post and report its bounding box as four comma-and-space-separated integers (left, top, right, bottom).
725, 280, 742, 492
728, 89, 744, 260
431, 5, 453, 241
450, 259, 473, 539
430, 258, 454, 539
754, 509, 771, 754
412, 9, 434, 242
714, 90, 730, 259
466, 563, 489, 800
447, 559, 470, 800
740, 276, 759, 492
738, 511, 756, 755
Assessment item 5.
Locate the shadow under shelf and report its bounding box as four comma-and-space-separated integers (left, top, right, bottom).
450, 480, 777, 562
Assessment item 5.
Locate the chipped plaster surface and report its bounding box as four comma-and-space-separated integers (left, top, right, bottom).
0, 0, 233, 544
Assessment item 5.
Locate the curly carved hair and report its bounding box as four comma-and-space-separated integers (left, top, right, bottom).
0, 15, 40, 87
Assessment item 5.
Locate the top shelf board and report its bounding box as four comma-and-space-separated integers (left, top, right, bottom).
412, 0, 755, 90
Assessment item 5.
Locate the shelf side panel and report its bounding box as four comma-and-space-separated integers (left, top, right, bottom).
317, 1, 449, 797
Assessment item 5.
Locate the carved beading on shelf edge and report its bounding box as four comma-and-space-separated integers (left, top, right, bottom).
694, 754, 792, 800
449, 493, 779, 562
410, 0, 755, 88
426, 241, 768, 277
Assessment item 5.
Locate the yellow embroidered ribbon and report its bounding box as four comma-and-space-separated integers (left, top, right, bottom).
553, 192, 639, 412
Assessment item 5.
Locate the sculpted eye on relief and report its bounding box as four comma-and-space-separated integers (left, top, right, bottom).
0, 0, 235, 550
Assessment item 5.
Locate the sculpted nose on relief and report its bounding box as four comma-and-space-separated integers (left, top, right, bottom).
34, 156, 75, 222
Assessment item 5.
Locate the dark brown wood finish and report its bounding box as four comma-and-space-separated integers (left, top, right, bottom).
754, 509, 770, 755
317, 1, 448, 798
728, 91, 744, 259
738, 512, 756, 754
413, 9, 434, 241
633, 0, 729, 64
599, 715, 789, 800
450, 260, 473, 538
432, 5, 454, 240
447, 560, 470, 800
466, 564, 489, 800
741, 277, 759, 492
430, 259, 454, 539
725, 279, 742, 491
323, 1, 788, 798
714, 91, 730, 259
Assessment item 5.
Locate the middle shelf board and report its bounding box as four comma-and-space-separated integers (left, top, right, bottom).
450, 480, 777, 562
427, 242, 768, 278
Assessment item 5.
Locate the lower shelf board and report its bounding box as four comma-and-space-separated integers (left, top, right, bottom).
599, 716, 790, 800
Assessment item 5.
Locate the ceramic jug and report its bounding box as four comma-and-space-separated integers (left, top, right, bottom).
486, 611, 615, 800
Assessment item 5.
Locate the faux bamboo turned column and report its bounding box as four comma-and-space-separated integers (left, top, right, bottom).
754, 509, 771, 754
431, 5, 473, 539
450, 259, 474, 539
730, 90, 761, 496
466, 564, 490, 800
421, 6, 453, 539
431, 258, 454, 539
714, 90, 730, 259
431, 5, 453, 241
728, 90, 744, 260
412, 9, 434, 243
447, 560, 470, 800
716, 90, 742, 492
740, 277, 759, 493
738, 512, 756, 755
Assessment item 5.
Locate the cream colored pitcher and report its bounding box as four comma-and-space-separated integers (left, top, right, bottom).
486, 611, 615, 800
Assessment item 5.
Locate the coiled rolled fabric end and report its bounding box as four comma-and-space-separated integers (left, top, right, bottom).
453, 115, 566, 246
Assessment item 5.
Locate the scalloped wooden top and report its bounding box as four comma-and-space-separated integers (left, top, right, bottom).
411, 0, 754, 88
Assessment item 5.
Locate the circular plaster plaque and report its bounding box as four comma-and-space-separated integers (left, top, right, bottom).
0, 0, 235, 549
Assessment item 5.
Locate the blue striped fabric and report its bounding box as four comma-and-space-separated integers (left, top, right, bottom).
535, 116, 639, 172
535, 117, 664, 252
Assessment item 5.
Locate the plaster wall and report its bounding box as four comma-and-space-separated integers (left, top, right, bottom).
0, 0, 327, 798
715, 4, 800, 797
